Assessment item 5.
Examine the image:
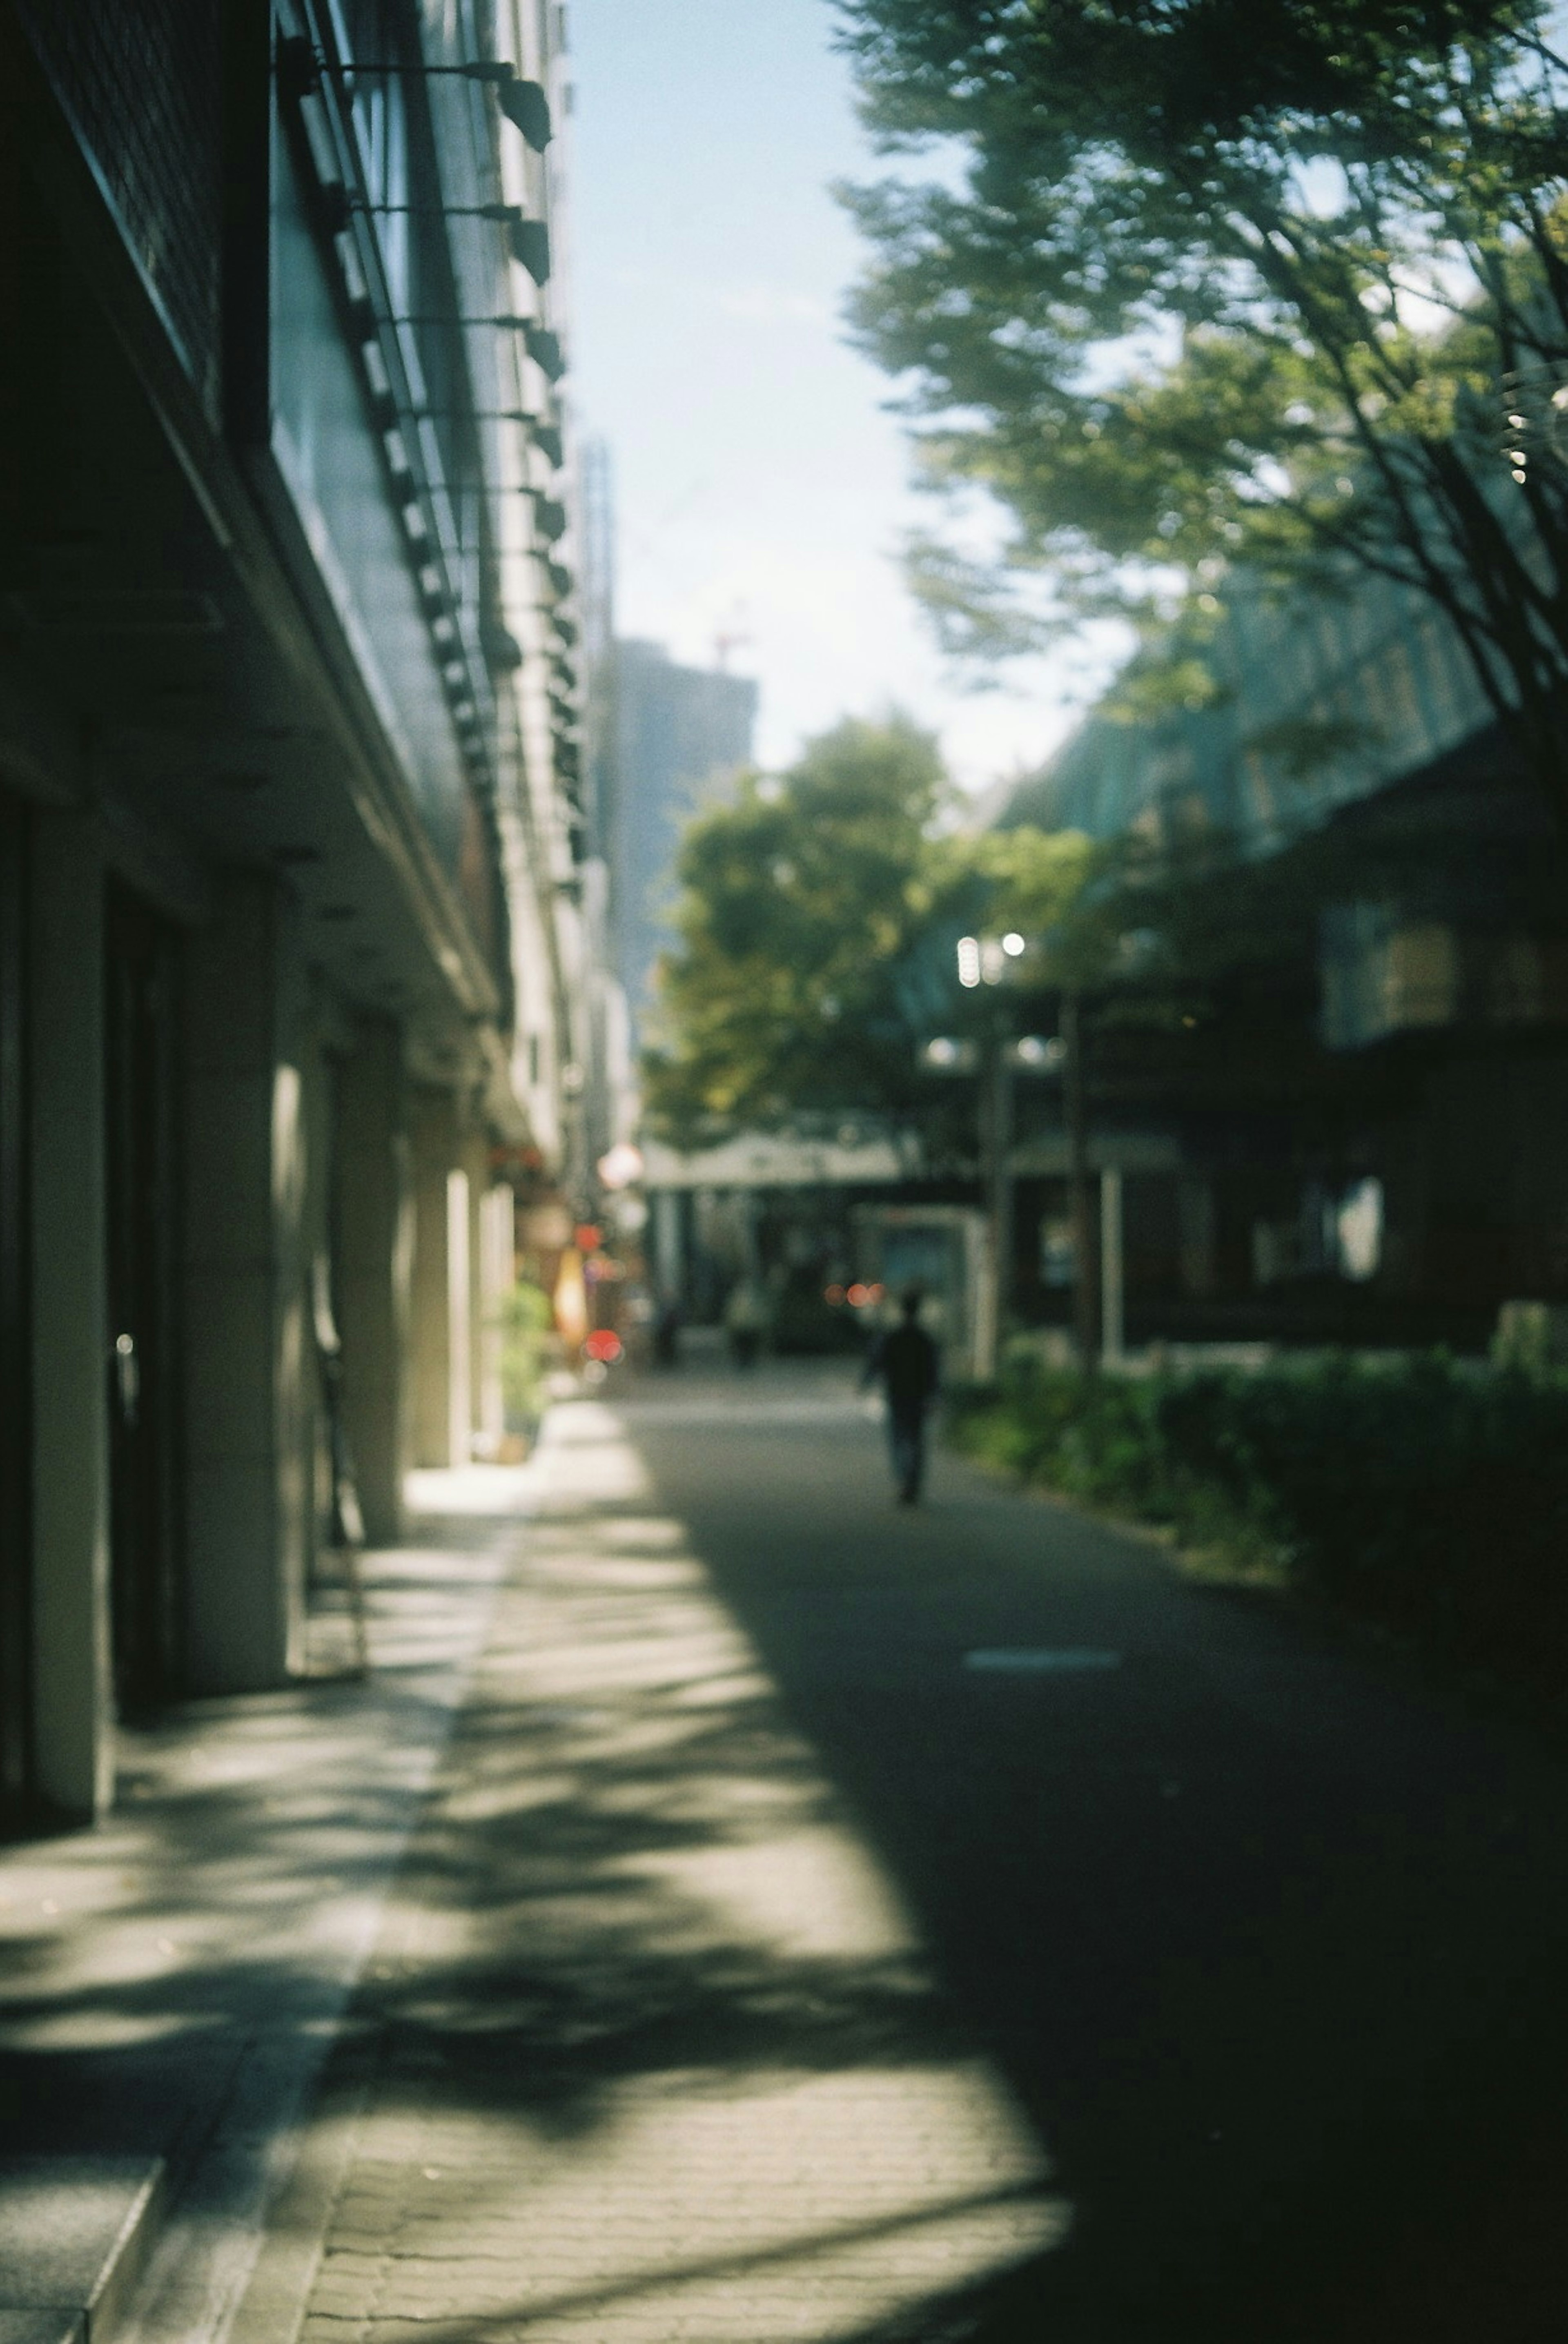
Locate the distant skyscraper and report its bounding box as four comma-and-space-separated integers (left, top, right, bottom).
606, 639, 760, 1036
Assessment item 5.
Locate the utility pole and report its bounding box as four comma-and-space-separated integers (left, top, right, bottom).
1100, 1165, 1124, 1364
949, 928, 1038, 1378
1062, 990, 1099, 1366
982, 1018, 1015, 1364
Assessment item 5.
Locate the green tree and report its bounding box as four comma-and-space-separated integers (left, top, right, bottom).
835, 1, 1568, 824
645, 716, 951, 1143
959, 821, 1109, 982
643, 716, 1102, 1147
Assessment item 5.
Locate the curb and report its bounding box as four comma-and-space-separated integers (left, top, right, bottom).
0, 2159, 165, 2344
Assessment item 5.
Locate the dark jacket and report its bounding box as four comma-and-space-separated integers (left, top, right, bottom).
866, 1321, 940, 1411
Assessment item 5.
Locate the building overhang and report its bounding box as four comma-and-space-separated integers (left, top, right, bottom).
643, 1132, 908, 1191
0, 23, 527, 1118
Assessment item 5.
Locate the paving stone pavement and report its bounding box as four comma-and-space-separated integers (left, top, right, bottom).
0, 1474, 520, 2344
260, 1399, 1065, 2344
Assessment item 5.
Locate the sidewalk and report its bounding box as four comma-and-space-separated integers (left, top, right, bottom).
26, 1367, 1564, 2340
2, 1397, 1060, 2344
229, 1394, 1060, 2344
0, 1466, 524, 2344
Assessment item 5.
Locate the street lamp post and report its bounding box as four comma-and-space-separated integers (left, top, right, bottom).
959, 933, 1016, 1375
948, 938, 1103, 1372
952, 929, 1035, 1377
922, 1016, 1069, 1377
984, 1023, 1014, 1353
1061, 989, 1098, 1367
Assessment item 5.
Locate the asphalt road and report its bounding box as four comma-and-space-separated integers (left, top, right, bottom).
616, 1362, 1568, 2343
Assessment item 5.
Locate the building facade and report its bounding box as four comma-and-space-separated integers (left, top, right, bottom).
1002, 566, 1568, 1348
0, 0, 590, 1825
598, 637, 758, 1038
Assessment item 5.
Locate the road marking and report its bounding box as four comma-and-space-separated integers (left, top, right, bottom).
964, 1648, 1124, 1673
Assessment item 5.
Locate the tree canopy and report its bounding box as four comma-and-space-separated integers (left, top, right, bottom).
834, 0, 1568, 822
642, 709, 1393, 1161
642, 715, 1100, 1149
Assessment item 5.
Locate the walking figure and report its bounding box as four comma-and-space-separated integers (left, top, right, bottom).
864, 1288, 940, 1504
652, 1289, 683, 1368
724, 1275, 768, 1370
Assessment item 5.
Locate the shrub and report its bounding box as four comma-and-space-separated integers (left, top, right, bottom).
496, 1282, 554, 1434
948, 1352, 1568, 1687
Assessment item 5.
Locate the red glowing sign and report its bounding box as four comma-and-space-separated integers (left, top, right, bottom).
584, 1329, 623, 1364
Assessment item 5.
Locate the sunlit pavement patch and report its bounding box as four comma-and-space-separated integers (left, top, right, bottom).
964, 1648, 1124, 1672
276, 1402, 1070, 2344
0, 1479, 520, 2344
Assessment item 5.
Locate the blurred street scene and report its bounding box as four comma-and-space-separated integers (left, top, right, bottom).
9, 0, 1568, 2335
8, 1373, 1568, 2343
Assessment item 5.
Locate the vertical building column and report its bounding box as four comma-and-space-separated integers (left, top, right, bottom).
334, 1019, 410, 1545
29, 812, 111, 1817
460, 1125, 492, 1455
476, 1185, 514, 1455
297, 1000, 336, 1572
183, 875, 312, 1692
409, 1086, 459, 1468
445, 1168, 471, 1467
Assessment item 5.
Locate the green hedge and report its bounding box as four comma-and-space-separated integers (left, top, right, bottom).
947, 1352, 1568, 1683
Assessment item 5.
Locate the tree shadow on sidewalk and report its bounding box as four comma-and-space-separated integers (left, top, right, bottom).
10, 1442, 1568, 2344
615, 1404, 1568, 2344
260, 1485, 1075, 2340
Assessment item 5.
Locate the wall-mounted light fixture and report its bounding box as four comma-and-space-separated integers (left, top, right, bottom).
522, 324, 564, 380
391, 317, 566, 380
481, 621, 525, 672
530, 494, 568, 542
368, 203, 548, 280
511, 221, 551, 284
410, 412, 559, 464
280, 40, 554, 149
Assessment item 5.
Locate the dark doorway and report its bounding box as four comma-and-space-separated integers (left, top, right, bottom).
0, 793, 30, 1815
104, 884, 182, 1715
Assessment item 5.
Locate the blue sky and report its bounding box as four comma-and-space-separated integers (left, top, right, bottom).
565, 0, 1108, 794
